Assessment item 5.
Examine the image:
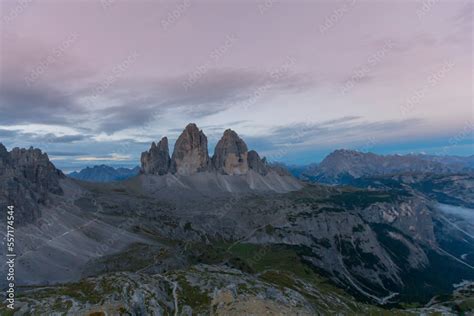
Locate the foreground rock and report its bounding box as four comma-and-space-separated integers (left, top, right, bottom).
5, 264, 415, 315
0, 143, 64, 225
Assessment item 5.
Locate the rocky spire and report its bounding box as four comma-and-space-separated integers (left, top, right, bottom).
247, 150, 268, 175
139, 124, 283, 177
0, 143, 8, 164
170, 123, 210, 175
212, 129, 249, 175
140, 137, 171, 175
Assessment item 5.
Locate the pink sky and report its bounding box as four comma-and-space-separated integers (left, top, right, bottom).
0, 0, 472, 168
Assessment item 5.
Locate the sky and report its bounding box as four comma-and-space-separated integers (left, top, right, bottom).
0, 0, 472, 172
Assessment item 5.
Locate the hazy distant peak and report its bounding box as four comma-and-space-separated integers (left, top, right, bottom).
68, 165, 140, 182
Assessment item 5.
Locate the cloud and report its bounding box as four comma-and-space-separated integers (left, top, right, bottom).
0, 81, 85, 125
453, 2, 473, 27
48, 151, 87, 156
0, 32, 93, 126
86, 68, 315, 133
13, 131, 88, 144
0, 127, 90, 152
317, 116, 362, 127
1, 1, 470, 166
0, 129, 17, 138
266, 117, 423, 148
1, 45, 316, 134
74, 153, 133, 162
37, 133, 88, 143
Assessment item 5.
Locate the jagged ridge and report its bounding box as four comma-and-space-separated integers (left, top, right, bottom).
0, 143, 64, 224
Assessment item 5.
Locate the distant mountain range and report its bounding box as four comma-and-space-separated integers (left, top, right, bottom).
68, 165, 140, 182
67, 148, 474, 186
289, 149, 474, 184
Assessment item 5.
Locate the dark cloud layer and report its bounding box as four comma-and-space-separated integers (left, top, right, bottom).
0, 82, 84, 125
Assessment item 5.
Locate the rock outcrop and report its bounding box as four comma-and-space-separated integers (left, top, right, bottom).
247, 150, 268, 175
212, 129, 249, 175
141, 137, 171, 175
140, 123, 293, 179
0, 144, 64, 225
170, 124, 210, 175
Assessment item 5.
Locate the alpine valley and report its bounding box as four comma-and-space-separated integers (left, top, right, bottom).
1, 124, 473, 315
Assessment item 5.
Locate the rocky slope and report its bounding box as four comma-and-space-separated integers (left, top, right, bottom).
0, 265, 414, 315
5, 176, 472, 314
415, 154, 474, 170
2, 141, 473, 315
0, 143, 64, 225
350, 173, 474, 208
68, 165, 140, 182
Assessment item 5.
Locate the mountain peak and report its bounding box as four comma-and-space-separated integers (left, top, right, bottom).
0, 143, 8, 160
305, 149, 464, 184
69, 165, 140, 182
248, 150, 268, 175
213, 129, 249, 175
141, 136, 171, 175
184, 123, 199, 133
0, 145, 64, 224
330, 149, 365, 156
170, 124, 210, 175
140, 124, 290, 178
